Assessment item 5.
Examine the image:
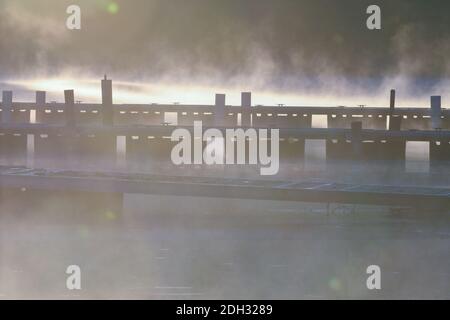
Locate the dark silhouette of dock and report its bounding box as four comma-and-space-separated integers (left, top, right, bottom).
1, 77, 449, 168
1, 77, 450, 216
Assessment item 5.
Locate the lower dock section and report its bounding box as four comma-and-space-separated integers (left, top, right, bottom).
0, 187, 123, 223
1, 167, 449, 215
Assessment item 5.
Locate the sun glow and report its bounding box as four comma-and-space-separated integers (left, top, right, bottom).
4, 76, 429, 108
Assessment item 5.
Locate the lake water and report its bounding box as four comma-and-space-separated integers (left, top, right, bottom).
1, 194, 449, 299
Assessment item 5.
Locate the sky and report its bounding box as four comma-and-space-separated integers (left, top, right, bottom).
1, 0, 450, 106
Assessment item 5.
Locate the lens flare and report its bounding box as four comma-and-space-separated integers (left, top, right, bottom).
107, 2, 119, 15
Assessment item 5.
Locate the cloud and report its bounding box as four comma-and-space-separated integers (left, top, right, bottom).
1, 0, 450, 103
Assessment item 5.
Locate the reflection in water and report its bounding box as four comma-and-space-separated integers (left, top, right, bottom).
0, 193, 449, 299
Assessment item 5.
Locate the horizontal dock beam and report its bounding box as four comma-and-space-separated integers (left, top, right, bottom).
0, 123, 449, 142
1, 168, 450, 209
1, 102, 448, 116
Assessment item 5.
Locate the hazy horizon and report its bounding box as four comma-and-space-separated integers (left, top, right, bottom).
1, 0, 450, 106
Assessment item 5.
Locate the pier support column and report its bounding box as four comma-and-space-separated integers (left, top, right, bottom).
431, 96, 442, 130
279, 138, 305, 167
241, 92, 252, 127
389, 89, 396, 114
1, 91, 12, 124
126, 136, 151, 171
385, 139, 406, 169
77, 133, 117, 170
102, 75, 114, 126
430, 140, 450, 172
384, 114, 406, 168
214, 94, 226, 127
0, 92, 27, 166
35, 91, 46, 123
0, 134, 27, 166
388, 89, 398, 131
326, 139, 351, 162
351, 121, 363, 160
389, 115, 402, 131
65, 90, 76, 127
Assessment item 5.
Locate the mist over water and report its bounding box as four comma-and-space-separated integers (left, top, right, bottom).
1, 152, 448, 299
1, 0, 450, 300
2, 1, 450, 108
1, 193, 449, 299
